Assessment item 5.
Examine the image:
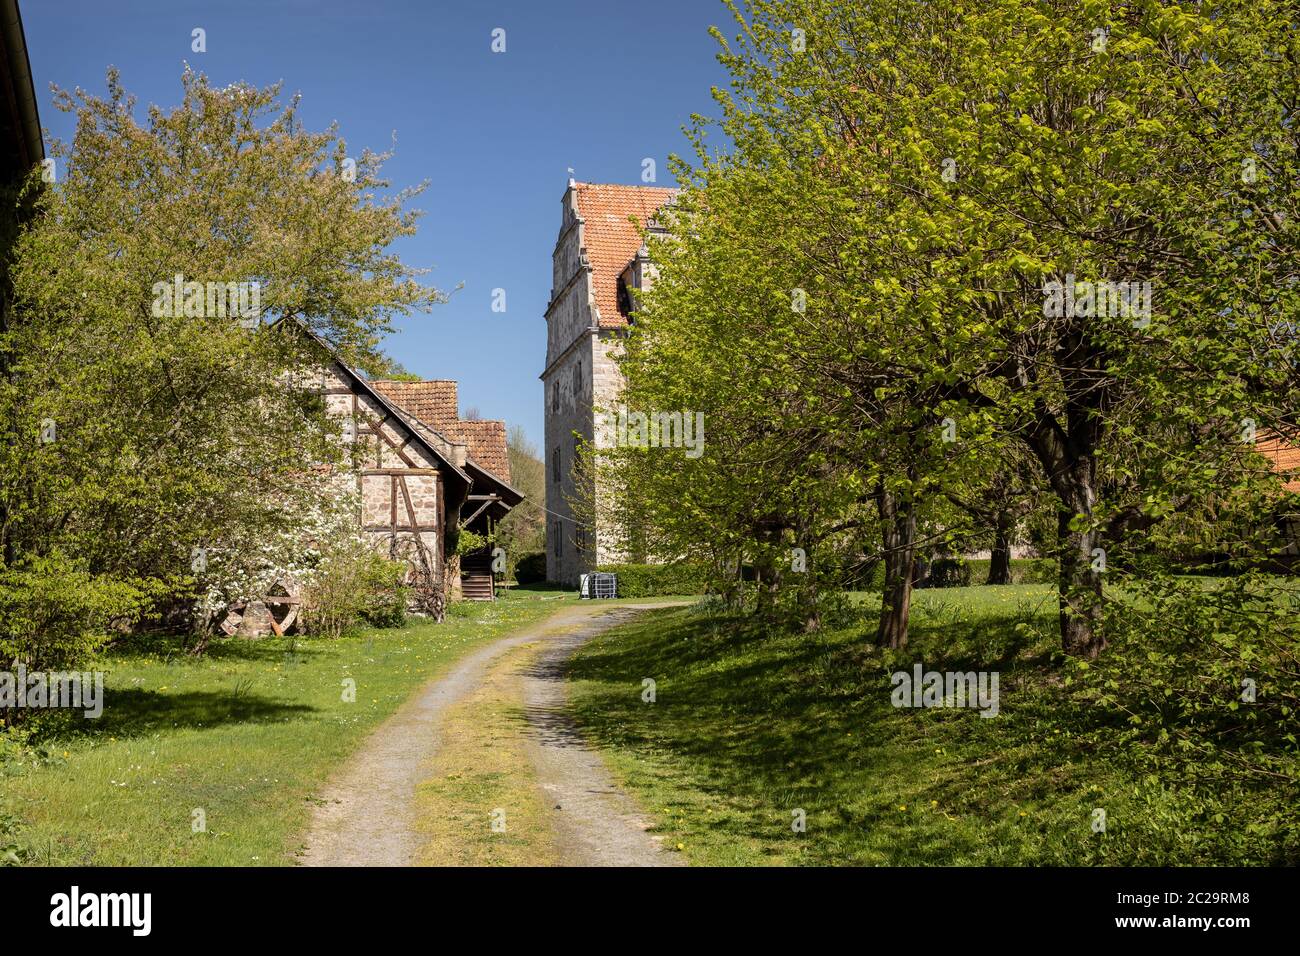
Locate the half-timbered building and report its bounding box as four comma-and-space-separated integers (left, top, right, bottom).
300, 327, 521, 610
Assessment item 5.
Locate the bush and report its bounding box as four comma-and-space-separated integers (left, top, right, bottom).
302, 549, 408, 638
513, 551, 547, 585
1017, 557, 1056, 584
958, 556, 1056, 585
453, 528, 489, 556
596, 562, 708, 598
1057, 572, 1300, 863
928, 557, 972, 589
0, 556, 154, 671
841, 559, 884, 591
359, 557, 410, 628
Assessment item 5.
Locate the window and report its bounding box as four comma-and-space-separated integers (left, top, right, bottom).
553, 521, 562, 557
572, 359, 582, 397
575, 524, 588, 553
617, 276, 632, 317
553, 446, 561, 484
551, 382, 559, 413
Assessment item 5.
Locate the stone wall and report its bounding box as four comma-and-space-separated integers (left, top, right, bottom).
544, 186, 598, 585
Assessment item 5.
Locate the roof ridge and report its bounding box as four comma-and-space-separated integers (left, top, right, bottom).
370, 377, 459, 384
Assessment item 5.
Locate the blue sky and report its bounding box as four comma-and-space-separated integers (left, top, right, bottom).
23, 0, 732, 450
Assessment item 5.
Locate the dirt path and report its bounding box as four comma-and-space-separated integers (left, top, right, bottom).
297, 601, 681, 867
519, 608, 685, 866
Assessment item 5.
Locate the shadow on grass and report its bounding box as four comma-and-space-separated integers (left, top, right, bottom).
107, 628, 346, 666
22, 687, 317, 745
563, 601, 1098, 863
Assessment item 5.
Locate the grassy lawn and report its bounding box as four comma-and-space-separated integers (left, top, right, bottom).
568, 582, 1295, 866
0, 588, 577, 866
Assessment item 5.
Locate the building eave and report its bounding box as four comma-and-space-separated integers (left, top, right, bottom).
0, 0, 43, 179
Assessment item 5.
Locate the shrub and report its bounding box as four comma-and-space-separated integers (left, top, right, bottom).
0, 555, 154, 671
842, 559, 883, 592
513, 551, 547, 585
596, 562, 708, 598
194, 481, 369, 631
453, 528, 489, 556
302, 549, 408, 638
1059, 572, 1300, 863
927, 557, 971, 589
358, 557, 410, 628
957, 556, 1056, 585
1017, 557, 1056, 584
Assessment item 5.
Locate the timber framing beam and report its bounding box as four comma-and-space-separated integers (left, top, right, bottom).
459, 493, 501, 529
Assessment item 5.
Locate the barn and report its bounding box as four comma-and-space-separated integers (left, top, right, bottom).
299, 324, 522, 613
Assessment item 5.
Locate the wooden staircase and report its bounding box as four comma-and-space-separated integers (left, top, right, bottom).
460, 551, 495, 602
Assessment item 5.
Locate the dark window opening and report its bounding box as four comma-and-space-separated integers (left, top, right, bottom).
616, 276, 633, 318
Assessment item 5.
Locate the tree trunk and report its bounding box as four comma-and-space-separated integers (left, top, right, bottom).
875, 486, 916, 648
798, 567, 821, 632
1056, 487, 1106, 658
987, 513, 1013, 585
754, 561, 782, 617
1022, 378, 1107, 658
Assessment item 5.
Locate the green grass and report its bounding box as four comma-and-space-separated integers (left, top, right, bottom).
567, 583, 1294, 866
0, 588, 578, 866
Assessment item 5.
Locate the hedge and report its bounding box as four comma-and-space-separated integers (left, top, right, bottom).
513, 552, 547, 585
595, 562, 708, 598
591, 556, 1054, 597
962, 556, 1055, 585
928, 557, 972, 588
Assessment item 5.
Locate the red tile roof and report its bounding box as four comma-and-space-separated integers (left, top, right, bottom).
573, 182, 676, 329
369, 380, 459, 432
456, 419, 511, 483
371, 380, 511, 485
1258, 433, 1300, 493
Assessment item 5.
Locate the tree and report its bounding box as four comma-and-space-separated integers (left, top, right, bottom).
495, 424, 545, 579
886, 0, 1300, 655
0, 69, 439, 666
944, 446, 1046, 585
617, 0, 1297, 657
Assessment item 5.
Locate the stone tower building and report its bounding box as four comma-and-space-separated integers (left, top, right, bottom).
541, 180, 675, 585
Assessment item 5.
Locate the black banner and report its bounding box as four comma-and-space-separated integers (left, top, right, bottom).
0, 866, 1281, 941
